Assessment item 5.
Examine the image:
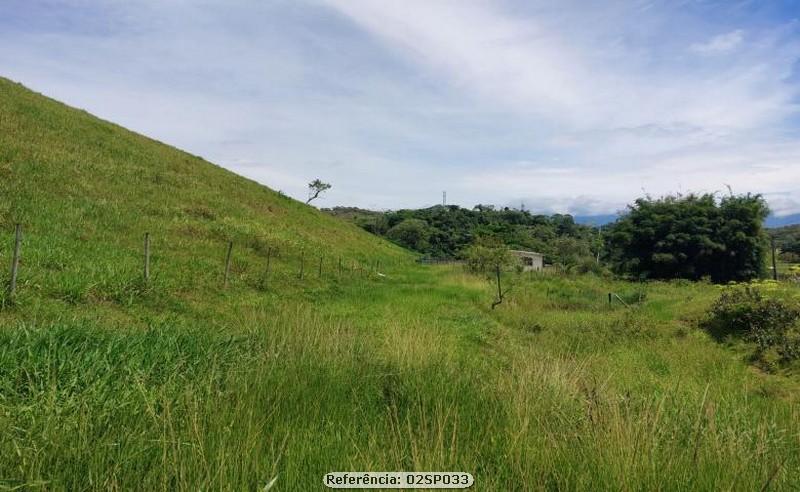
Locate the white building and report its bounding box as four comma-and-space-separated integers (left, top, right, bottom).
510, 250, 544, 272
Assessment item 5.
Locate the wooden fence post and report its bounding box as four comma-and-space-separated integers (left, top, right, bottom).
318, 256, 323, 278
298, 250, 305, 280
338, 257, 342, 276
224, 241, 234, 288
143, 232, 150, 283
263, 247, 272, 288
7, 224, 21, 298
771, 237, 778, 281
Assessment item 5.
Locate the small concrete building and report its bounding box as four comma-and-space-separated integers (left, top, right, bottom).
510, 250, 544, 272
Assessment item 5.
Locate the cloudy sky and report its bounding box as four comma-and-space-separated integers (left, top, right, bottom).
2, 0, 800, 216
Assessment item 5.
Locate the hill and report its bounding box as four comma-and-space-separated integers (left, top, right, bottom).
0, 77, 408, 312
767, 213, 800, 228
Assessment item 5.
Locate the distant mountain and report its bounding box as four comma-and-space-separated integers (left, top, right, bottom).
573, 214, 618, 226
766, 214, 800, 228
573, 213, 800, 228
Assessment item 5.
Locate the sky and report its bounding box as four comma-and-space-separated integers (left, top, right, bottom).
1, 0, 800, 217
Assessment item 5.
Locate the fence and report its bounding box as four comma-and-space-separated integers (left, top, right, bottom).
416, 257, 464, 265
2, 224, 394, 303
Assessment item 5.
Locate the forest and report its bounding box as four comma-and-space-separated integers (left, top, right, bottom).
327, 192, 773, 283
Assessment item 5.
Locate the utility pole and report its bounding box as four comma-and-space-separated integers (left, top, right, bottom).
596, 225, 602, 265
771, 236, 778, 281
442, 191, 446, 207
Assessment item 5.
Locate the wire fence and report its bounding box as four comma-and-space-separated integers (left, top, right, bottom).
2, 224, 395, 303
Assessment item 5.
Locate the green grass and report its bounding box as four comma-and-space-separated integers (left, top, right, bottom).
3, 268, 800, 490
2, 77, 800, 490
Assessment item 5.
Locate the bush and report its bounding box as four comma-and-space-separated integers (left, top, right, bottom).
568, 257, 611, 276
704, 287, 800, 364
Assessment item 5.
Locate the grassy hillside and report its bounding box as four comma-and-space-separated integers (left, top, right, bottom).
1, 78, 800, 490
0, 76, 408, 315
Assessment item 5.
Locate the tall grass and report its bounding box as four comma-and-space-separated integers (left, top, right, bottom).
2, 269, 800, 490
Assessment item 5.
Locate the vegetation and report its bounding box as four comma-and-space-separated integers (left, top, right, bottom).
326, 205, 600, 267
306, 179, 331, 204
606, 193, 770, 282
704, 284, 800, 369
2, 77, 800, 490
462, 236, 513, 273
771, 224, 800, 262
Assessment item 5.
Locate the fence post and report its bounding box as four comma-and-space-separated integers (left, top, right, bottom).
263, 247, 272, 288
608, 292, 612, 305
338, 257, 342, 276
7, 224, 21, 298
318, 256, 323, 278
224, 241, 234, 288
143, 232, 150, 283
771, 237, 778, 281
298, 250, 305, 280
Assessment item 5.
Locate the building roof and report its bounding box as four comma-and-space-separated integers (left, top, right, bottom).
509, 250, 543, 257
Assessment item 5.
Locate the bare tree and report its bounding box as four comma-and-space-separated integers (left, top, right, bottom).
306, 179, 332, 204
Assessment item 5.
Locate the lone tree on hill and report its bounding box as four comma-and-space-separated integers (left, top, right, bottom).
306, 179, 331, 204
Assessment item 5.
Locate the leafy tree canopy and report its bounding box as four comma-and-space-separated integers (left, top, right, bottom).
326, 205, 600, 267
606, 193, 769, 282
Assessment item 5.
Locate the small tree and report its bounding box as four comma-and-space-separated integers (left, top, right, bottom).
462, 236, 512, 273
306, 179, 331, 204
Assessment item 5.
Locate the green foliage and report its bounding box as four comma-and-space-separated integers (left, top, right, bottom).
462, 236, 512, 273
306, 178, 331, 204
386, 218, 432, 250
704, 287, 800, 365
607, 193, 769, 282
771, 224, 800, 260
328, 204, 600, 267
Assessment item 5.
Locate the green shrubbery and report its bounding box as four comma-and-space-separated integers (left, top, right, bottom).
705, 286, 800, 367
607, 193, 769, 282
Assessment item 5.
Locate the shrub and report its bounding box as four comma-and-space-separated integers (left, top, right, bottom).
568, 257, 611, 276
704, 287, 800, 364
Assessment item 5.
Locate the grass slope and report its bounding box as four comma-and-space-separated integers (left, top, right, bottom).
0, 77, 408, 313
1, 78, 800, 490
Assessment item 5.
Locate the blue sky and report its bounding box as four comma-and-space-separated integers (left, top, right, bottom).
2, 0, 799, 216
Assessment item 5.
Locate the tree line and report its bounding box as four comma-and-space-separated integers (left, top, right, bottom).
325, 192, 773, 283
771, 224, 800, 263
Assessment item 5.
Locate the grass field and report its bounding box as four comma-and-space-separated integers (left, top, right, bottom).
2, 266, 800, 490
2, 77, 800, 490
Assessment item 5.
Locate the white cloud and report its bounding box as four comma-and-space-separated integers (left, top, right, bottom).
1, 0, 798, 217
323, 2, 799, 131
690, 29, 745, 55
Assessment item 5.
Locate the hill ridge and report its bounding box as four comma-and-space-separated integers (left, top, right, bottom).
0, 76, 407, 310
